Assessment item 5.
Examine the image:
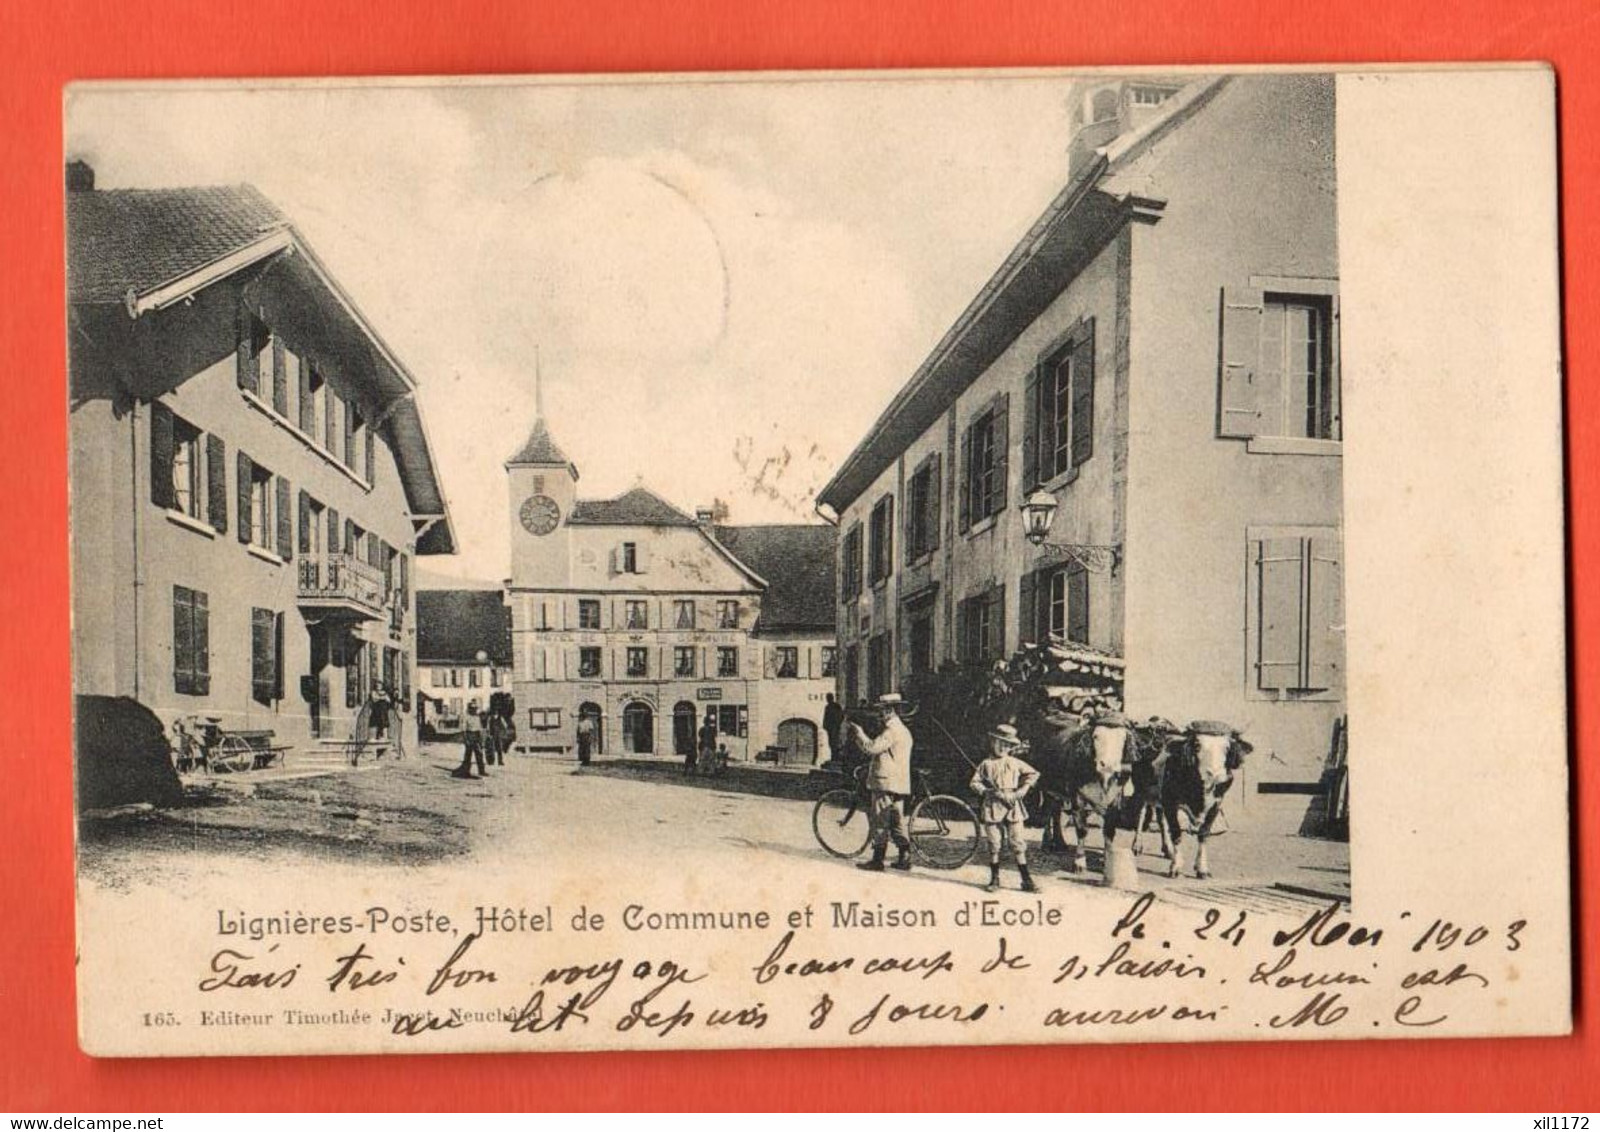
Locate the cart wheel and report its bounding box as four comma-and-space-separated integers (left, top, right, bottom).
812, 789, 872, 858
212, 734, 254, 773
909, 794, 981, 870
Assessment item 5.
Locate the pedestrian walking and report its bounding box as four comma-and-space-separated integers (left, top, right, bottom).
575, 712, 595, 766
486, 709, 509, 767
693, 710, 716, 776
453, 703, 487, 779
847, 693, 914, 872
971, 723, 1042, 893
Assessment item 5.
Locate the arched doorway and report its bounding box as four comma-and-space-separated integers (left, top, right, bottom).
579, 702, 604, 756
776, 718, 819, 766
672, 701, 697, 756
622, 701, 655, 754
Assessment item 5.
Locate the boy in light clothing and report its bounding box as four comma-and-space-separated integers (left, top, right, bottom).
970, 723, 1041, 893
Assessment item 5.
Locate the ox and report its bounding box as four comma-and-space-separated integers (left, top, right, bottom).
1158, 720, 1252, 879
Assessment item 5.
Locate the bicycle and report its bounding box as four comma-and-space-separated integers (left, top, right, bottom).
812, 765, 980, 869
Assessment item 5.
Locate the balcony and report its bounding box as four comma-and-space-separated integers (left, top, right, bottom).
297, 554, 386, 621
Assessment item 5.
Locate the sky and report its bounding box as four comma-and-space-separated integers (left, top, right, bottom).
67, 74, 1083, 582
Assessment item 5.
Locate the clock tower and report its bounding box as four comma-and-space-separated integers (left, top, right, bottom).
505, 396, 578, 592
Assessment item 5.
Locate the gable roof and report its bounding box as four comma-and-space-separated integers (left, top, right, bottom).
506, 416, 578, 474
569, 486, 697, 527
68, 184, 289, 306
714, 524, 837, 633
416, 590, 512, 666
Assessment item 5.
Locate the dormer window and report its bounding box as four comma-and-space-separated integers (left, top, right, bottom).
622, 542, 637, 573
1130, 85, 1176, 107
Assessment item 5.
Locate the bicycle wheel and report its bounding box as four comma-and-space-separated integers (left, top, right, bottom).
813, 789, 872, 858
909, 794, 981, 869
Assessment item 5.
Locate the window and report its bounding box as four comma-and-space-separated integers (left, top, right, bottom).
579, 647, 603, 678
301, 364, 325, 439
344, 402, 365, 473
840, 524, 864, 601
716, 600, 739, 629
528, 708, 562, 730
1130, 84, 1175, 106
908, 609, 935, 675
866, 633, 892, 702
236, 452, 291, 559
820, 645, 837, 678
490, 668, 502, 688
905, 455, 942, 562
717, 705, 748, 739
960, 394, 1010, 530
625, 601, 649, 630
774, 646, 799, 679
674, 646, 697, 678
172, 585, 210, 695
1022, 563, 1089, 647
449, 668, 461, 688
717, 646, 739, 678
250, 608, 282, 706
673, 599, 696, 629
431, 668, 446, 688
298, 494, 324, 558
578, 599, 601, 630
468, 669, 481, 688
868, 494, 894, 585
622, 542, 638, 573
247, 459, 273, 550
1249, 528, 1344, 697
150, 404, 226, 532
1028, 322, 1095, 487
169, 417, 201, 518
959, 585, 1006, 663
626, 647, 649, 678
1219, 286, 1340, 442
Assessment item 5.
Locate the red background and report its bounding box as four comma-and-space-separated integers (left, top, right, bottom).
1, 0, 1593, 1111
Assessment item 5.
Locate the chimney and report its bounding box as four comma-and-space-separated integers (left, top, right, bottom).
66, 160, 95, 192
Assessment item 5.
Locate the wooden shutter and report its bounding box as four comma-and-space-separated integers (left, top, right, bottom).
345, 519, 357, 558
235, 451, 253, 544
955, 598, 969, 663
297, 490, 312, 555
993, 584, 1007, 658
991, 392, 1010, 515
927, 452, 942, 551
1256, 536, 1304, 690
1067, 563, 1090, 645
172, 588, 193, 694
958, 423, 973, 532
366, 532, 379, 568
193, 589, 210, 694
1306, 534, 1344, 690
273, 611, 286, 701
206, 434, 227, 534
327, 507, 341, 555
903, 465, 919, 561
364, 426, 376, 483
298, 362, 314, 432
882, 495, 894, 576
236, 308, 257, 394
276, 477, 292, 560
1218, 287, 1266, 438
149, 401, 176, 509
1070, 324, 1095, 468
1018, 569, 1038, 647
398, 553, 410, 610
326, 393, 340, 452
271, 339, 288, 415
1022, 367, 1041, 490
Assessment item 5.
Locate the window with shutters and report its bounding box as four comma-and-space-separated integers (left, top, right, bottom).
717, 646, 739, 678
247, 461, 274, 551
840, 524, 864, 601
905, 455, 942, 563
150, 404, 220, 530
302, 365, 326, 439
774, 646, 799, 679
578, 599, 602, 630
621, 542, 639, 574
250, 607, 281, 706
868, 494, 894, 586
625, 600, 649, 630
169, 418, 201, 518
673, 599, 696, 629
959, 585, 1006, 663
299, 494, 325, 557
626, 647, 649, 678
1246, 526, 1344, 700
961, 395, 1010, 530
449, 668, 461, 688
579, 647, 603, 678
674, 646, 697, 678
490, 668, 502, 688
1218, 284, 1340, 444
172, 585, 209, 696
716, 600, 740, 630
820, 645, 838, 678
1029, 322, 1095, 487
1033, 562, 1090, 646
468, 668, 481, 688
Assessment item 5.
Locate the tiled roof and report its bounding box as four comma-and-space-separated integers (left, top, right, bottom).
714, 524, 837, 632
569, 486, 697, 527
67, 184, 288, 304
416, 590, 512, 666
506, 417, 576, 470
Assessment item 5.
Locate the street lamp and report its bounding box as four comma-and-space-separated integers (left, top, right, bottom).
1018, 489, 1122, 575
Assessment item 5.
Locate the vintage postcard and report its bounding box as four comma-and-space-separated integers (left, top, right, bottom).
67, 65, 1568, 1056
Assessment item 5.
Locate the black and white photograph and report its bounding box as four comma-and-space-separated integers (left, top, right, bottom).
65, 67, 1568, 1056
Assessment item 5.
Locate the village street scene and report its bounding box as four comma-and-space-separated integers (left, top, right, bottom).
70, 72, 1349, 917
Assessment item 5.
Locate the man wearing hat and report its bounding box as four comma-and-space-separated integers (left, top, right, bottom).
970, 723, 1042, 893
847, 693, 915, 872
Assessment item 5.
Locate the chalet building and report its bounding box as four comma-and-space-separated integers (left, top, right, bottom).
816, 75, 1345, 833
504, 412, 837, 764
416, 589, 514, 736
68, 163, 456, 759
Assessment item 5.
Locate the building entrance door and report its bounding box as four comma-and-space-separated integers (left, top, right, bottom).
622, 701, 654, 754
776, 718, 819, 765
579, 701, 604, 755
672, 701, 697, 756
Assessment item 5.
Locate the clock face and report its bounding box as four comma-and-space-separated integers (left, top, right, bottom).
519, 494, 561, 536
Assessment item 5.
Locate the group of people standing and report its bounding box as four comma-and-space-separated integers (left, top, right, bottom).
451, 702, 516, 780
